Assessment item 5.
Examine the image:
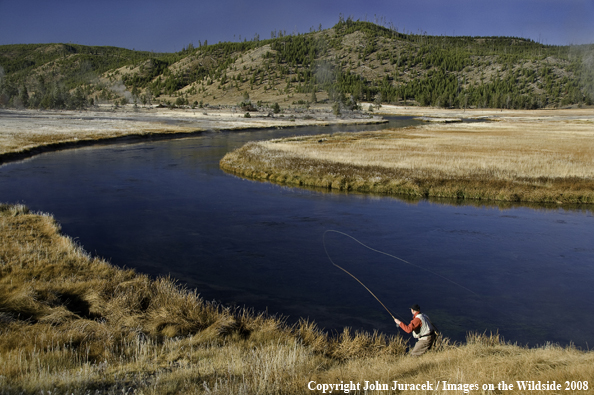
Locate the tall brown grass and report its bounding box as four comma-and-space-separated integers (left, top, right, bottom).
220, 118, 594, 204
1, 204, 593, 394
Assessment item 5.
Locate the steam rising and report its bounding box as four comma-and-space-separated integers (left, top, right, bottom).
571, 44, 594, 102
110, 80, 133, 102
580, 46, 594, 101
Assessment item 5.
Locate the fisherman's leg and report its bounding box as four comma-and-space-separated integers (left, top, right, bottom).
410, 338, 431, 356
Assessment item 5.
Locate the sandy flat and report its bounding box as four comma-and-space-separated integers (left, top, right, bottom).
2, 105, 592, 165
0, 105, 384, 162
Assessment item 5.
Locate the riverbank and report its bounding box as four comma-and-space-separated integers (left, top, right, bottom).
221, 108, 594, 204
0, 105, 384, 165
1, 205, 593, 393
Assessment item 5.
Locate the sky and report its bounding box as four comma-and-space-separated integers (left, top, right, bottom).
0, 0, 593, 53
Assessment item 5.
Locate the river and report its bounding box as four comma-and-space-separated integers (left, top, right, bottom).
1, 116, 593, 347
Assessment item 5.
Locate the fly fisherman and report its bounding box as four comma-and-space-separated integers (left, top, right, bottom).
394, 304, 437, 356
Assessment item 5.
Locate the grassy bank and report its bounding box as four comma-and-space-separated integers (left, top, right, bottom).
1, 204, 594, 394
220, 115, 594, 204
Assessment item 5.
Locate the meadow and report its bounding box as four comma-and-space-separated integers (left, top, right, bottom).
221, 112, 594, 204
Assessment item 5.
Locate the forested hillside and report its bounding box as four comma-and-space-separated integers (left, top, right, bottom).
1, 18, 593, 111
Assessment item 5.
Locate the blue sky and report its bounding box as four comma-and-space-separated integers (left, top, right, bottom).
1, 0, 592, 52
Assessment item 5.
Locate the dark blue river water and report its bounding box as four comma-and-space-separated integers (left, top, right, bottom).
1, 116, 593, 347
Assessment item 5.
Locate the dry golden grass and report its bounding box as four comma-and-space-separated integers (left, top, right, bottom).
220, 116, 594, 203
2, 205, 594, 394
0, 205, 402, 393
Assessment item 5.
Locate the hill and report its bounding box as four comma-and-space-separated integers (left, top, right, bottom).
1, 19, 593, 112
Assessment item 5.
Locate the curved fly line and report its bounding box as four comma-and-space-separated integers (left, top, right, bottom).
322, 230, 479, 321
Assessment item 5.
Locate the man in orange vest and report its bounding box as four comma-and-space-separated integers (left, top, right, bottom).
394, 304, 437, 356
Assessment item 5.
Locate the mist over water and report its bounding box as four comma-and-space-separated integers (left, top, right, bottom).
1, 118, 593, 347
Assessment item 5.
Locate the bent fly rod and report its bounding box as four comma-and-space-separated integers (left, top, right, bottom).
323, 230, 479, 320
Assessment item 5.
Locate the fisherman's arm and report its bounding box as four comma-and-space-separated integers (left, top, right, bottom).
394, 317, 421, 333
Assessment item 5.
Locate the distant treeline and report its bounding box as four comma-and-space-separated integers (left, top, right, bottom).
1, 19, 593, 110
0, 75, 90, 110
0, 43, 173, 109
